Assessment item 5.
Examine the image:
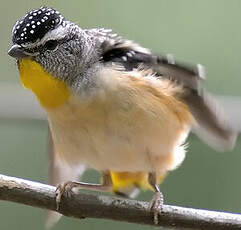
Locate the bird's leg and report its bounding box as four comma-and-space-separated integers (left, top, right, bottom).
56, 171, 113, 210
148, 172, 164, 225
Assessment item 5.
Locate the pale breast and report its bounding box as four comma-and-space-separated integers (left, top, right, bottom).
47, 68, 194, 173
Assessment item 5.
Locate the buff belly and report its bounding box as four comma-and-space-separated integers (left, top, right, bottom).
48, 105, 190, 172
47, 69, 194, 173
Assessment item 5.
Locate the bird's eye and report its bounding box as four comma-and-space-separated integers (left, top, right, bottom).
44, 40, 58, 50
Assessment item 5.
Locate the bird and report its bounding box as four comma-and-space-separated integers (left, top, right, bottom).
8, 6, 237, 226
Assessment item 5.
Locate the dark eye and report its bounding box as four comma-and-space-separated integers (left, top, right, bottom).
44, 40, 58, 50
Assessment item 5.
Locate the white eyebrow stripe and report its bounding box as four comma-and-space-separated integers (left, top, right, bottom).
21, 25, 68, 48
41, 25, 67, 43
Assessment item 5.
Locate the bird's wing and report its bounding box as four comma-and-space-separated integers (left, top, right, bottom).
101, 44, 237, 150
46, 128, 86, 228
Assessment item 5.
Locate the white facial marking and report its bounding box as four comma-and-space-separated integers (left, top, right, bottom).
127, 52, 132, 57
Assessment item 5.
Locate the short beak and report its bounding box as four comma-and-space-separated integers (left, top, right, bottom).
8, 44, 29, 59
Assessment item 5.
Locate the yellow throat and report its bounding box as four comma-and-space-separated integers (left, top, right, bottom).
19, 59, 70, 108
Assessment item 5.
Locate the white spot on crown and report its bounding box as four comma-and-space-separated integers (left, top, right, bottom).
122, 56, 127, 61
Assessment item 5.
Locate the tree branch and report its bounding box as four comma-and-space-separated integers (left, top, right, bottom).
0, 174, 240, 229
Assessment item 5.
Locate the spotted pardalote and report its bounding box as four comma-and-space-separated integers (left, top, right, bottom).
8, 6, 237, 225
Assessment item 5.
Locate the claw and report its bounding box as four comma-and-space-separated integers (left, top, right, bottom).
55, 181, 76, 210
148, 191, 164, 225
55, 184, 64, 211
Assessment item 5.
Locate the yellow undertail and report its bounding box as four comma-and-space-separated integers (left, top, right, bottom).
110, 171, 166, 197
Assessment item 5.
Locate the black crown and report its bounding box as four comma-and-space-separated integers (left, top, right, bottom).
12, 7, 64, 45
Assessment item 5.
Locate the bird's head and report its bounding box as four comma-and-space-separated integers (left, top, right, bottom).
8, 7, 114, 108
8, 7, 103, 85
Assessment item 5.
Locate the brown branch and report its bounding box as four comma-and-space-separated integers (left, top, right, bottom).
0, 173, 240, 229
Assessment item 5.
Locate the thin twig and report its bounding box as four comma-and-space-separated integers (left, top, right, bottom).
0, 173, 240, 230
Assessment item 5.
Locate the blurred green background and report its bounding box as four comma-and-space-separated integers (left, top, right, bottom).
1, 0, 241, 229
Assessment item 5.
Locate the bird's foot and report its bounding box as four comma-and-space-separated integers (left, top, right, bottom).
55, 181, 76, 210
148, 191, 164, 225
